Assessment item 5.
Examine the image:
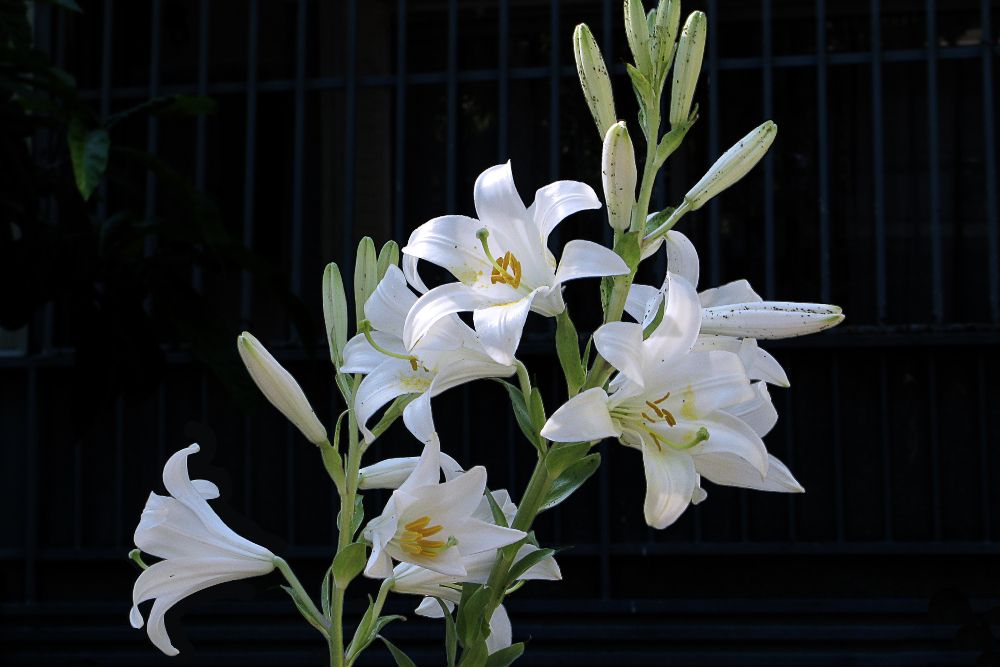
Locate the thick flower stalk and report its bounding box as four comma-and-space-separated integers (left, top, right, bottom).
129, 444, 277, 656
401, 161, 629, 365
341, 264, 515, 444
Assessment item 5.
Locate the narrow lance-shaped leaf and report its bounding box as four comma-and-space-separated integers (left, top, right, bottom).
380, 637, 418, 667
67, 118, 109, 201
485, 643, 525, 667
541, 453, 601, 511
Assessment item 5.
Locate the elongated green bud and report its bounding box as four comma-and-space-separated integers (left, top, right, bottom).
322, 262, 349, 366
653, 0, 681, 80
573, 23, 617, 138
625, 0, 652, 77
685, 121, 777, 210
602, 121, 637, 232
353, 236, 378, 327
238, 332, 327, 445
669, 11, 706, 128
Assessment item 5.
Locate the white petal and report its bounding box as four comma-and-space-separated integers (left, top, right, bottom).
698, 279, 762, 307
415, 596, 449, 617
359, 451, 465, 490
553, 239, 629, 284
641, 444, 698, 529
624, 283, 660, 324
402, 253, 430, 294
689, 411, 769, 477
402, 391, 436, 444
450, 518, 526, 555
692, 335, 790, 388
665, 230, 700, 287
404, 466, 489, 528
472, 290, 540, 366
725, 382, 778, 437
364, 265, 417, 339
364, 534, 396, 579
474, 162, 529, 231
398, 436, 443, 493
752, 346, 790, 387
640, 235, 664, 260
700, 301, 844, 339
354, 359, 426, 443
486, 605, 513, 655
402, 214, 492, 285
540, 388, 618, 442
694, 453, 803, 493
593, 321, 646, 388
644, 273, 701, 359
191, 479, 220, 499
134, 494, 244, 561
403, 283, 494, 351
532, 179, 602, 241
341, 331, 405, 374
512, 544, 562, 581
647, 351, 753, 418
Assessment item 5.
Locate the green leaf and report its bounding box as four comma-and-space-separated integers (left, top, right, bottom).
655, 119, 694, 166
493, 380, 542, 452
353, 237, 378, 325
600, 275, 614, 316
644, 206, 676, 237
555, 309, 586, 397
485, 642, 525, 667
459, 639, 490, 667
505, 548, 555, 587
380, 637, 418, 667
484, 489, 509, 528
67, 118, 109, 200
370, 393, 419, 440
376, 240, 400, 281
527, 388, 545, 433
351, 494, 365, 539
456, 586, 491, 647
437, 598, 458, 667
322, 262, 349, 366
544, 441, 591, 478
321, 564, 333, 617
280, 585, 328, 636
332, 541, 367, 589
614, 229, 643, 272
541, 453, 601, 511
626, 63, 655, 112
642, 297, 666, 339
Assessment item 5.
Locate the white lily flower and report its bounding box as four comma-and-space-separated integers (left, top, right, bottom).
626, 229, 844, 386
401, 161, 629, 365
129, 444, 275, 656
362, 437, 526, 578
341, 265, 515, 444
358, 450, 464, 490
541, 274, 802, 529
237, 332, 327, 445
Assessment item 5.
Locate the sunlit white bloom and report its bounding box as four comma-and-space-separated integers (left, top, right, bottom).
626, 230, 844, 386
541, 274, 802, 529
130, 444, 275, 656
238, 332, 327, 444
341, 265, 515, 444
401, 161, 629, 365
363, 437, 525, 578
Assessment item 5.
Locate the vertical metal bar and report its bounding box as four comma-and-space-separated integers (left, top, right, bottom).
394, 0, 407, 241
24, 368, 37, 603
342, 0, 358, 266
114, 397, 125, 547
982, 0, 999, 322
144, 0, 162, 250
498, 0, 509, 161
290, 0, 308, 304
925, 0, 943, 323
241, 0, 259, 322
831, 358, 844, 541
871, 0, 887, 322
816, 0, 831, 303
879, 354, 893, 540
97, 0, 113, 219
549, 0, 559, 182
762, 0, 775, 297
782, 387, 796, 542
193, 0, 209, 292
286, 424, 296, 545
706, 0, 721, 286
445, 0, 458, 212
977, 355, 991, 540
927, 353, 942, 540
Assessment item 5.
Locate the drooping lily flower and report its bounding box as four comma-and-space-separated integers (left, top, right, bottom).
129, 444, 276, 656
541, 273, 802, 529
626, 229, 844, 386
362, 437, 525, 578
401, 161, 629, 365
340, 265, 515, 444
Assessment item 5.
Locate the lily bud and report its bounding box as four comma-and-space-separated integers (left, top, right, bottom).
685, 120, 777, 210
237, 332, 328, 445
653, 0, 681, 78
601, 121, 637, 232
322, 262, 349, 366
358, 452, 464, 490
669, 11, 707, 127
354, 236, 378, 326
624, 0, 652, 77
573, 23, 617, 138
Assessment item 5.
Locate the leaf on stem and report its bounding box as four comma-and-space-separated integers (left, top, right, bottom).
504, 548, 556, 588
493, 380, 543, 452
484, 642, 525, 667
67, 118, 109, 200
541, 453, 601, 512
437, 598, 459, 667
555, 309, 586, 397
380, 636, 418, 667
332, 542, 368, 589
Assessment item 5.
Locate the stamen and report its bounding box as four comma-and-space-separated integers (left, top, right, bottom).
396, 515, 453, 559
477, 228, 522, 288
359, 320, 420, 370
652, 392, 671, 404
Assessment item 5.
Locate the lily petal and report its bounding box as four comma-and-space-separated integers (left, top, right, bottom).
647, 350, 753, 417
624, 283, 661, 324
725, 382, 779, 437
664, 230, 700, 287
402, 253, 430, 294
341, 331, 407, 374
593, 321, 646, 388
541, 387, 618, 442
486, 605, 513, 655
449, 517, 526, 555
364, 265, 417, 339
472, 289, 542, 366
553, 239, 629, 284
532, 180, 602, 241
354, 359, 427, 443
403, 283, 495, 351
645, 273, 701, 357
698, 279, 762, 307
402, 214, 492, 285
701, 302, 844, 339
694, 452, 803, 493
641, 443, 698, 529
689, 410, 770, 477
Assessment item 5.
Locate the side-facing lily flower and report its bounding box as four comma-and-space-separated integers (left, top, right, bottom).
401, 161, 629, 365
340, 265, 515, 444
541, 273, 801, 529
626, 229, 844, 386
362, 437, 526, 578
130, 444, 276, 656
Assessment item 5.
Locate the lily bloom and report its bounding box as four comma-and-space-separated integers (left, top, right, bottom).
627, 230, 844, 386
362, 437, 525, 578
341, 265, 515, 444
401, 161, 629, 365
129, 444, 276, 656
541, 273, 802, 529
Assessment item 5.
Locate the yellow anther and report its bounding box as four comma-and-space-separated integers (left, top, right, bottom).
490, 251, 522, 288
652, 392, 671, 404
397, 515, 451, 559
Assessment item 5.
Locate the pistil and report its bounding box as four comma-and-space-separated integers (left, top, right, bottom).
358, 320, 421, 371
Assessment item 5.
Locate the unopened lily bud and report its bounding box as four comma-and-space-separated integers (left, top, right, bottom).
625, 0, 652, 77
353, 237, 378, 327
573, 23, 617, 137
602, 121, 637, 232
669, 11, 707, 127
685, 121, 777, 210
653, 0, 681, 77
237, 332, 327, 445
322, 262, 349, 366
358, 452, 464, 490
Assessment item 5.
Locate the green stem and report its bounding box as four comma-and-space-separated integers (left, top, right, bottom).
274, 556, 328, 635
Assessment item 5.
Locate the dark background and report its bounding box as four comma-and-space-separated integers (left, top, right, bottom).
2, 0, 999, 665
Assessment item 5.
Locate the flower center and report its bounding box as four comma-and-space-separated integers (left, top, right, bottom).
490, 250, 522, 288
641, 392, 677, 427
396, 515, 456, 558
612, 392, 710, 452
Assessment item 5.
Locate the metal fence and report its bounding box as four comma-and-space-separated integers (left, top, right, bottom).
2, 0, 999, 665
